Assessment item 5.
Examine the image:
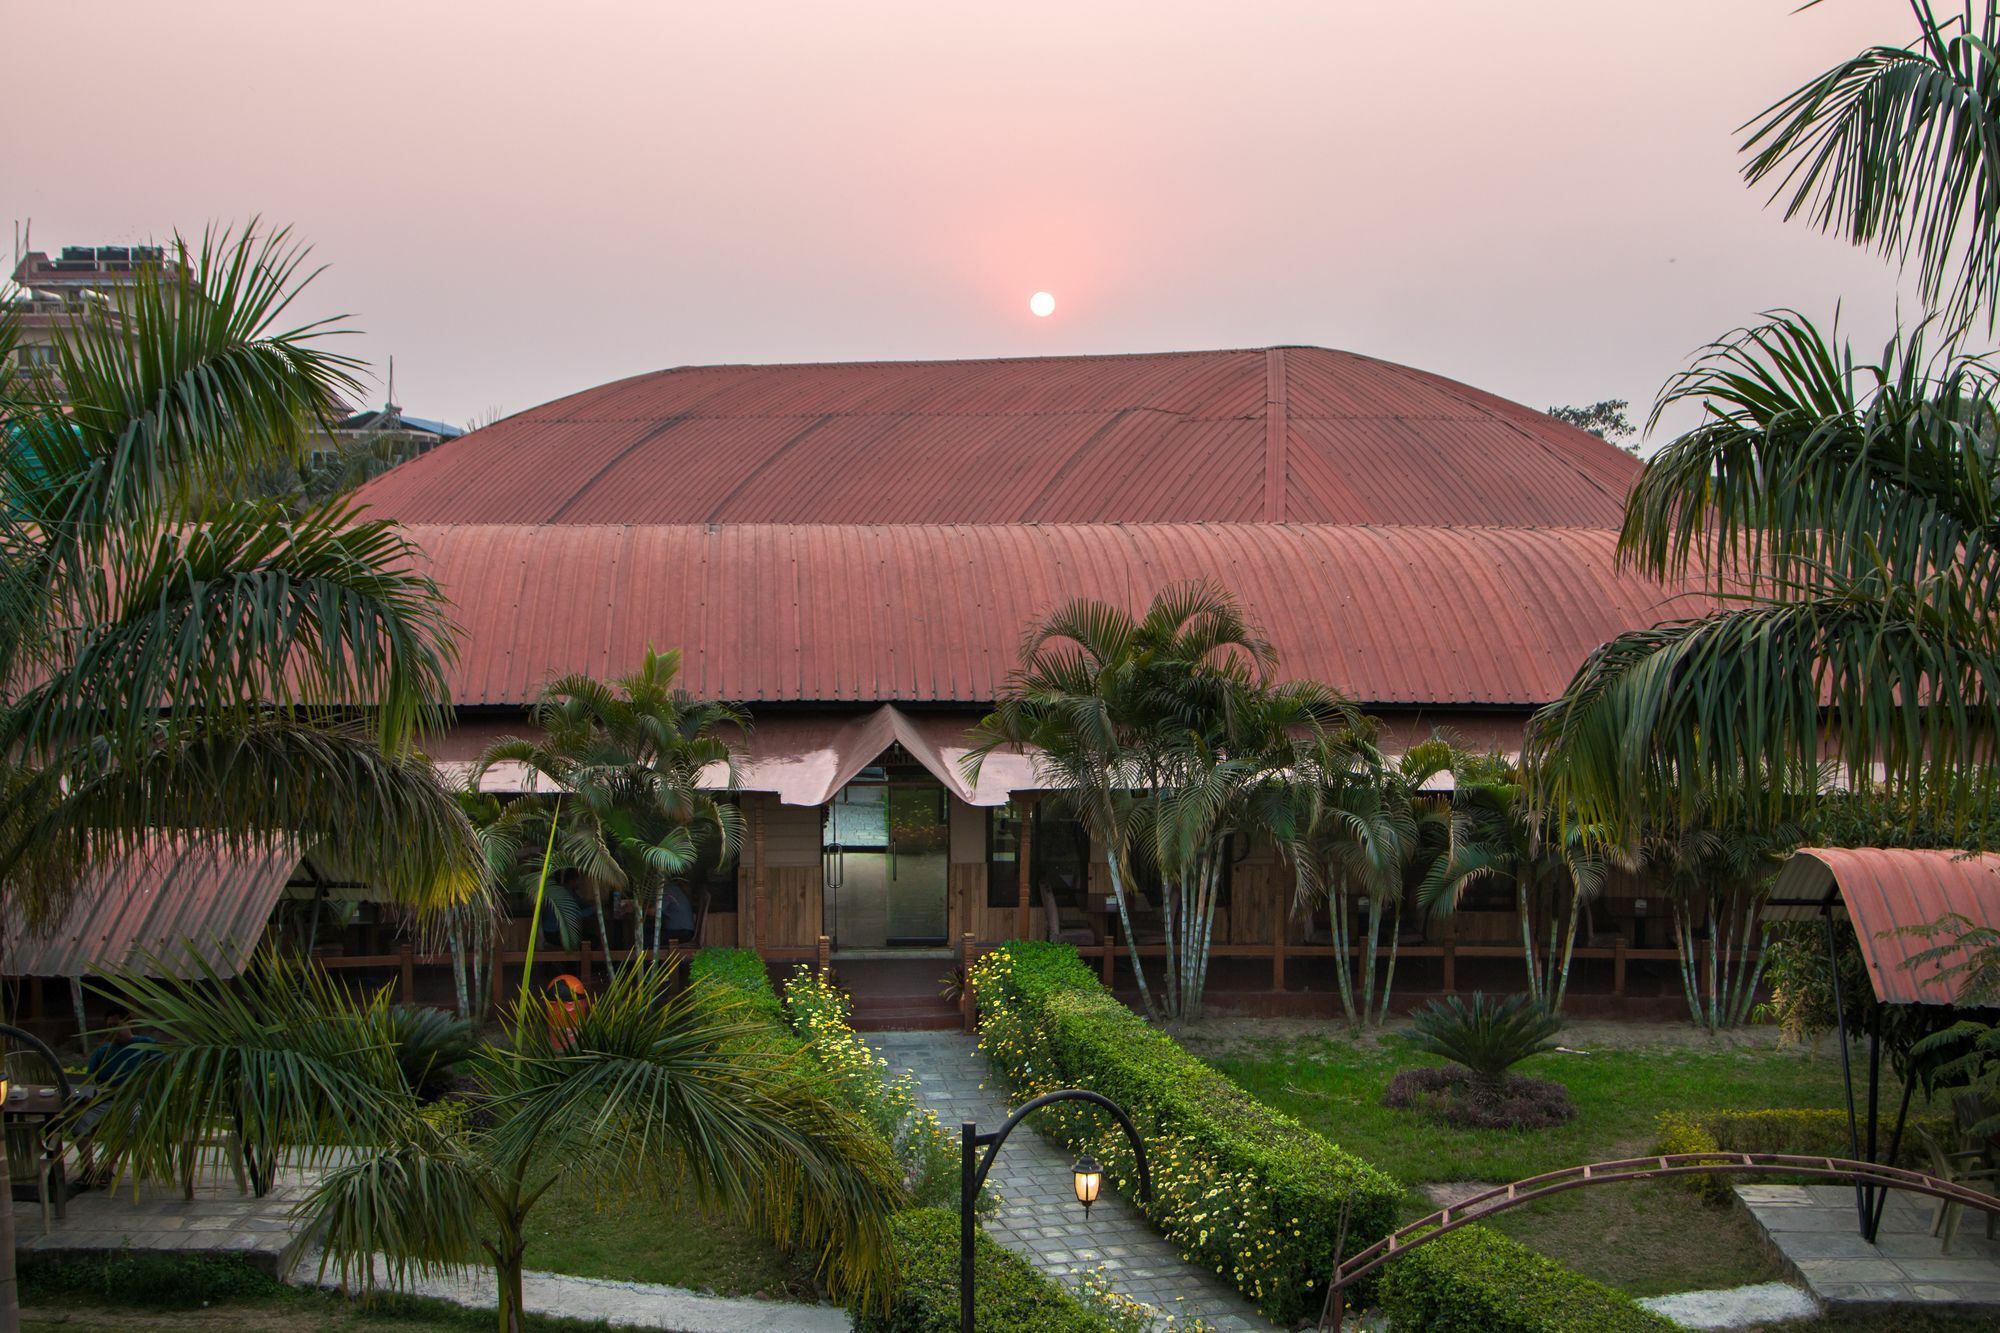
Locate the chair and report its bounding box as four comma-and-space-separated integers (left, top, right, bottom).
1041, 886, 1095, 946
1920, 1129, 2000, 1252
1, 1024, 72, 1234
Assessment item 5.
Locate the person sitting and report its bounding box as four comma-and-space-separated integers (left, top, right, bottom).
659, 881, 697, 944
84, 1010, 159, 1089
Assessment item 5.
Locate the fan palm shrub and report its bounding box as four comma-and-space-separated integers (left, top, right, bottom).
79, 953, 904, 1333
1405, 992, 1563, 1092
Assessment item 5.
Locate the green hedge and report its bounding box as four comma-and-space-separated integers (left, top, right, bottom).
1655, 1106, 1951, 1203
19, 1253, 280, 1309
971, 942, 1401, 1323
855, 1207, 1114, 1332
689, 947, 786, 1025
1377, 1226, 1676, 1333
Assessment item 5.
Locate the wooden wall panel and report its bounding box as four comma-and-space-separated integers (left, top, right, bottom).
765, 866, 822, 948
763, 799, 823, 867
700, 911, 739, 947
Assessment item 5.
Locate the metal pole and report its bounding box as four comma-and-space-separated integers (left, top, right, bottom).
961, 1120, 978, 1333
1823, 913, 1868, 1234
1862, 1007, 1883, 1240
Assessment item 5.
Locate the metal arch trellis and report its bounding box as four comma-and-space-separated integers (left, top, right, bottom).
1318, 1152, 2000, 1330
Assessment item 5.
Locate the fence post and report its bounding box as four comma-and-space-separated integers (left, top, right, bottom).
1614, 938, 1627, 999
1442, 941, 1456, 995
960, 932, 976, 1034
580, 940, 593, 991
817, 934, 831, 980
400, 942, 415, 1003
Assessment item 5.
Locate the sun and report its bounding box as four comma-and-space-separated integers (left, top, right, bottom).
1029, 291, 1056, 318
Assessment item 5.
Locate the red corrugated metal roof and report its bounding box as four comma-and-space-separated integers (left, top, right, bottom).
356, 348, 1639, 528
2, 838, 302, 978
1765, 848, 2000, 1005
405, 523, 1697, 708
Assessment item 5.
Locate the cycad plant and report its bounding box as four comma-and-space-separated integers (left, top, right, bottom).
1405, 992, 1563, 1093
473, 648, 744, 972
79, 954, 904, 1333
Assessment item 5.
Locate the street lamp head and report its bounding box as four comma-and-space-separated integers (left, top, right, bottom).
1072, 1155, 1104, 1215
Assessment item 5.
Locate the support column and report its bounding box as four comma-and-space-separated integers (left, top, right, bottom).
750, 798, 767, 952
1013, 795, 1036, 941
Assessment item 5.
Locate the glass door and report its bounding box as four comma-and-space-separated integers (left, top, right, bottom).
822, 766, 949, 950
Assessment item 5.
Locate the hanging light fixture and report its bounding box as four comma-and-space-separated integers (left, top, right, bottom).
1072, 1155, 1104, 1216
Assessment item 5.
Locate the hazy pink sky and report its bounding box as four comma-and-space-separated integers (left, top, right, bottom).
5, 1, 1930, 442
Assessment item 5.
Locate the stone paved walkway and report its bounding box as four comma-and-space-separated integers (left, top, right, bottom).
1738, 1182, 2000, 1309
869, 1030, 1277, 1331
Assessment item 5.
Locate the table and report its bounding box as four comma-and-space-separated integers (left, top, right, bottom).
3, 1085, 76, 1213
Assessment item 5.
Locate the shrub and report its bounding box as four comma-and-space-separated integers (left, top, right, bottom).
1654, 1106, 1950, 1202
689, 947, 785, 1024
1376, 1225, 1677, 1332
855, 1206, 1115, 1332
19, 1253, 280, 1308
972, 942, 1401, 1324
383, 1004, 480, 1101
1405, 993, 1562, 1089
1382, 1066, 1576, 1130
786, 966, 958, 1208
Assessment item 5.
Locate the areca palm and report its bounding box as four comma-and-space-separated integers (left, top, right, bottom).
472, 648, 744, 971
0, 225, 478, 921
80, 954, 903, 1333
967, 582, 1357, 1021
1525, 312, 2000, 840
1743, 1, 2000, 332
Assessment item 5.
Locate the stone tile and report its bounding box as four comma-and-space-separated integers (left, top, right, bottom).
1796, 1259, 1909, 1284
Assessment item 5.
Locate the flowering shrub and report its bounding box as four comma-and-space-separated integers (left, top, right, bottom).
1376, 1225, 1675, 1332
971, 942, 1401, 1324
1654, 1107, 1948, 1204
786, 966, 957, 1208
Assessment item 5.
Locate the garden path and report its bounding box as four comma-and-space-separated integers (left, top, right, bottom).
868, 1030, 1278, 1331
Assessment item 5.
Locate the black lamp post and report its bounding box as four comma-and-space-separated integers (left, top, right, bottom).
960, 1088, 1151, 1333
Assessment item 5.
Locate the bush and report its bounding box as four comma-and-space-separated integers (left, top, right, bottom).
785, 966, 958, 1208
1382, 1066, 1576, 1130
855, 1207, 1115, 1332
19, 1253, 280, 1308
689, 947, 785, 1024
972, 942, 1401, 1323
1405, 992, 1562, 1089
1376, 1225, 1677, 1332
383, 1004, 480, 1101
1654, 1106, 1950, 1202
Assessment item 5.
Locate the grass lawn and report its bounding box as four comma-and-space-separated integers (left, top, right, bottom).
1188, 1018, 1882, 1298
494, 1171, 816, 1299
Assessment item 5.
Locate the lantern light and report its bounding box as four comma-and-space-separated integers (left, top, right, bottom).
1072, 1155, 1104, 1215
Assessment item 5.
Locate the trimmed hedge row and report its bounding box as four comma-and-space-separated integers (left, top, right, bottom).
971, 942, 1401, 1323
854, 1208, 1115, 1332
688, 947, 787, 1026
1656, 1107, 1951, 1203
1376, 1226, 1676, 1332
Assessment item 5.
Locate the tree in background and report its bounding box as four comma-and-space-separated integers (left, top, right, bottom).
1546, 399, 1639, 453
968, 583, 1358, 1022
473, 649, 743, 975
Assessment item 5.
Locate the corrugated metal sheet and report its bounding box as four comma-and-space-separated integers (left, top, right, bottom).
1764, 847, 2000, 1005
355, 347, 1639, 528
405, 522, 1698, 709
3, 838, 301, 978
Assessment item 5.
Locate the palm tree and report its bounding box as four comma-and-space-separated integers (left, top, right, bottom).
1637, 811, 1799, 1031
77, 954, 904, 1333
0, 225, 479, 922
472, 649, 744, 972
1742, 1, 2000, 333
1291, 736, 1468, 1029
1530, 1, 2000, 840
1440, 758, 1608, 1015
967, 583, 1357, 1022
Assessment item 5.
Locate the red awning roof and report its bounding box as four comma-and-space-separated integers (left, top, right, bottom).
1765, 847, 2000, 1005
2, 838, 303, 979
436, 707, 1038, 806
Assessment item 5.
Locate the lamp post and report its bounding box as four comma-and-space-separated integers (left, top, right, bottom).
960, 1089, 1151, 1333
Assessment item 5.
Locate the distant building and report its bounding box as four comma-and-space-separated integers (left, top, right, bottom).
4, 244, 179, 389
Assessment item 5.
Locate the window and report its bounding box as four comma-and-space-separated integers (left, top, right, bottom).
986, 802, 1091, 909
